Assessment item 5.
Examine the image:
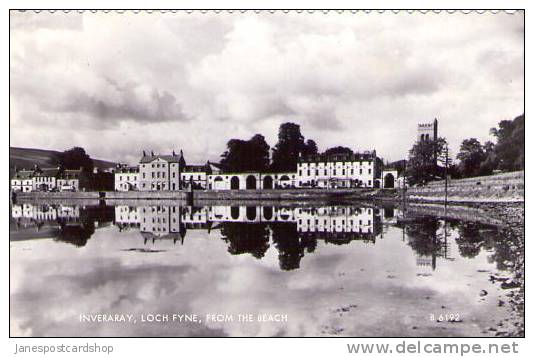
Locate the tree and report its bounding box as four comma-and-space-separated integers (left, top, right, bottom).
220, 134, 270, 173
323, 146, 353, 156
456, 138, 485, 177
59, 147, 94, 173
271, 123, 306, 172
303, 139, 318, 157
490, 114, 524, 171
406, 137, 447, 185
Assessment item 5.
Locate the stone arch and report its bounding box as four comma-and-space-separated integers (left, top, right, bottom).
246, 175, 257, 190
263, 206, 273, 220
384, 173, 395, 188
263, 176, 273, 190
246, 206, 257, 221
230, 176, 240, 190
231, 206, 240, 220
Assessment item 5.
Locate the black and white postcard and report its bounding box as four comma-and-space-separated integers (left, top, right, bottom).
8, 9, 525, 344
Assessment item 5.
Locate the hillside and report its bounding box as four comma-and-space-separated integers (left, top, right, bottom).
10, 147, 117, 176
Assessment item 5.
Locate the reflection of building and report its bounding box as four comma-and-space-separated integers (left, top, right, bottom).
138, 206, 184, 240
296, 206, 375, 234
114, 206, 140, 227
297, 151, 378, 188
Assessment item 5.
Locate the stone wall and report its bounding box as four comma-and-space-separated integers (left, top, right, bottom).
15, 191, 100, 200
407, 171, 524, 203
104, 190, 187, 200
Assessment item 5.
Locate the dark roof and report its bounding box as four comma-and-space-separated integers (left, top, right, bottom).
139, 154, 182, 164
183, 164, 208, 173
140, 231, 185, 242
61, 169, 82, 179
116, 166, 139, 173
33, 167, 60, 177
13, 170, 33, 179
300, 151, 376, 163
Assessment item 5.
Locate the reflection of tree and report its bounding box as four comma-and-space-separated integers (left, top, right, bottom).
56, 221, 95, 247
405, 218, 444, 271
54, 205, 113, 247
455, 223, 486, 258
271, 222, 306, 271
484, 229, 516, 272
220, 222, 270, 259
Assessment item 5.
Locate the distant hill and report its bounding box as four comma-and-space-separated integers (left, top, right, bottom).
9, 147, 117, 177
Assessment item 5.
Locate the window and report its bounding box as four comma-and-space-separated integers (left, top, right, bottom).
368, 168, 372, 174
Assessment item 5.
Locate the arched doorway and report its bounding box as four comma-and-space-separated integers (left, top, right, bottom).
231, 206, 240, 220
279, 175, 290, 188
246, 207, 257, 221
384, 173, 395, 188
263, 176, 273, 190
230, 176, 240, 190
246, 175, 257, 190
213, 176, 224, 190
263, 207, 273, 220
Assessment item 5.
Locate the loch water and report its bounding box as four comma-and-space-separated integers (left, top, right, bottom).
9, 201, 519, 337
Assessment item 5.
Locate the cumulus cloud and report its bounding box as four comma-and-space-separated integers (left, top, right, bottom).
9, 11, 524, 163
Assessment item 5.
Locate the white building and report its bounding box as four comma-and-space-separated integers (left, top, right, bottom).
180, 162, 211, 190
32, 167, 60, 191
138, 151, 184, 191
114, 165, 140, 191
207, 172, 299, 191
297, 151, 378, 188
57, 169, 81, 192
11, 170, 34, 192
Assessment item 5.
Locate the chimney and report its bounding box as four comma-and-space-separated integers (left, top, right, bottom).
151, 150, 154, 157
173, 150, 176, 156
142, 150, 146, 157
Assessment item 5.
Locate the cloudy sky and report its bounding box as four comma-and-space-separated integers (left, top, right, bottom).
10, 11, 524, 164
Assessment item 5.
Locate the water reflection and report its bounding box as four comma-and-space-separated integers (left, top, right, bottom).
10, 202, 514, 273
11, 203, 114, 247
10, 201, 520, 337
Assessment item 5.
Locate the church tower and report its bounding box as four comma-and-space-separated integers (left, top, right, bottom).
417, 118, 438, 142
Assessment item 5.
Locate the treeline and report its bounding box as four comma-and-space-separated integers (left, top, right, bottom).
406, 114, 524, 185
58, 147, 113, 190
220, 122, 321, 173
455, 114, 524, 178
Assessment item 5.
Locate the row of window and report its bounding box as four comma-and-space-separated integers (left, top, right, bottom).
299, 161, 372, 167
298, 219, 372, 226
299, 168, 372, 176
